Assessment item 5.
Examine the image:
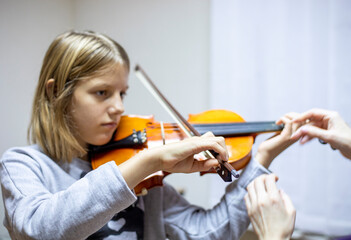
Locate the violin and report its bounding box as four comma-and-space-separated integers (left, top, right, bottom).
89, 65, 283, 195
89, 110, 283, 195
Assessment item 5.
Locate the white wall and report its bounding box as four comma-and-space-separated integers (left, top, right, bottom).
0, 0, 211, 238
0, 1, 74, 238
210, 0, 351, 236
73, 0, 210, 119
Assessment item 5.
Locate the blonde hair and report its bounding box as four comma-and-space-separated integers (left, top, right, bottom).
28, 30, 130, 162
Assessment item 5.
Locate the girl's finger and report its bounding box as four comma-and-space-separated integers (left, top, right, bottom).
284, 112, 300, 120
200, 133, 228, 161
201, 131, 215, 138
191, 137, 229, 162
276, 112, 299, 125
191, 158, 218, 172
279, 117, 293, 137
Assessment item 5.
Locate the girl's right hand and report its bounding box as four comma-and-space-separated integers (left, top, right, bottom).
119, 132, 228, 190
151, 131, 228, 173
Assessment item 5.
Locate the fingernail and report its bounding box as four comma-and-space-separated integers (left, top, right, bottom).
301, 135, 309, 144
291, 130, 299, 139
300, 126, 308, 132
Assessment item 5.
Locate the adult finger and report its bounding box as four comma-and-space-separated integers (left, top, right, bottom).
246, 180, 258, 209
300, 134, 313, 144
254, 175, 268, 202
290, 127, 305, 141
292, 125, 330, 144
280, 190, 296, 215
265, 174, 279, 196
244, 194, 252, 213
292, 108, 331, 123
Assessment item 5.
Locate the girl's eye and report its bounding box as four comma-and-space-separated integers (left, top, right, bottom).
96, 90, 107, 96
120, 92, 127, 100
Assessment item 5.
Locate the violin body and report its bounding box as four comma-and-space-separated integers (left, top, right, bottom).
90, 109, 282, 195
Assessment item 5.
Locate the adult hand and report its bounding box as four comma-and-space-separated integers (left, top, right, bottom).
291, 108, 351, 160
245, 174, 296, 240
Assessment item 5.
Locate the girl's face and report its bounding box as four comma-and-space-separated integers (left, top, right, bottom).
68, 63, 129, 148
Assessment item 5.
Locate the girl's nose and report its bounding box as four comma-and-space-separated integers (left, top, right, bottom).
108, 95, 124, 115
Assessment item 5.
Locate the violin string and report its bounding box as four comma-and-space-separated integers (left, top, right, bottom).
160, 121, 166, 145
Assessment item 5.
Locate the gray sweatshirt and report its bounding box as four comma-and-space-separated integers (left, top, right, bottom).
0, 145, 269, 240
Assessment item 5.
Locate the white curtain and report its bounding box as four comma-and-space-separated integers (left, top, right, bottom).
209, 0, 351, 236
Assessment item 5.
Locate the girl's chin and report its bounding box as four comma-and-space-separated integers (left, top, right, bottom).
84, 132, 115, 146
89, 136, 113, 146
93, 139, 111, 146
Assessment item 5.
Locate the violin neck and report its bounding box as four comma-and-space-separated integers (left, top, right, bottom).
193, 121, 283, 137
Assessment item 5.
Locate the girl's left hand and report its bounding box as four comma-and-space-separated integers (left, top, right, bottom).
255, 112, 302, 168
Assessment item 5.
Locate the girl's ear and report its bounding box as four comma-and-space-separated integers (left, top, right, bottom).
45, 79, 55, 99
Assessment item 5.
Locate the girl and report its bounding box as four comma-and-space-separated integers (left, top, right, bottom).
0, 30, 300, 240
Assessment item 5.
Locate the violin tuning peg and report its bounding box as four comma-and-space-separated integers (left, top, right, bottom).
141, 129, 147, 143
132, 130, 137, 137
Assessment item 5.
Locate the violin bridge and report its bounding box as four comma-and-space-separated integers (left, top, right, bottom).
160, 121, 166, 145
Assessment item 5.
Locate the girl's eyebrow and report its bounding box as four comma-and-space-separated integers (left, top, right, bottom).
88, 81, 129, 91
86, 78, 114, 88
89, 82, 111, 88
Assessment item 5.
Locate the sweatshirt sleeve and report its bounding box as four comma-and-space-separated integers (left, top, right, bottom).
0, 148, 137, 240
162, 159, 270, 240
